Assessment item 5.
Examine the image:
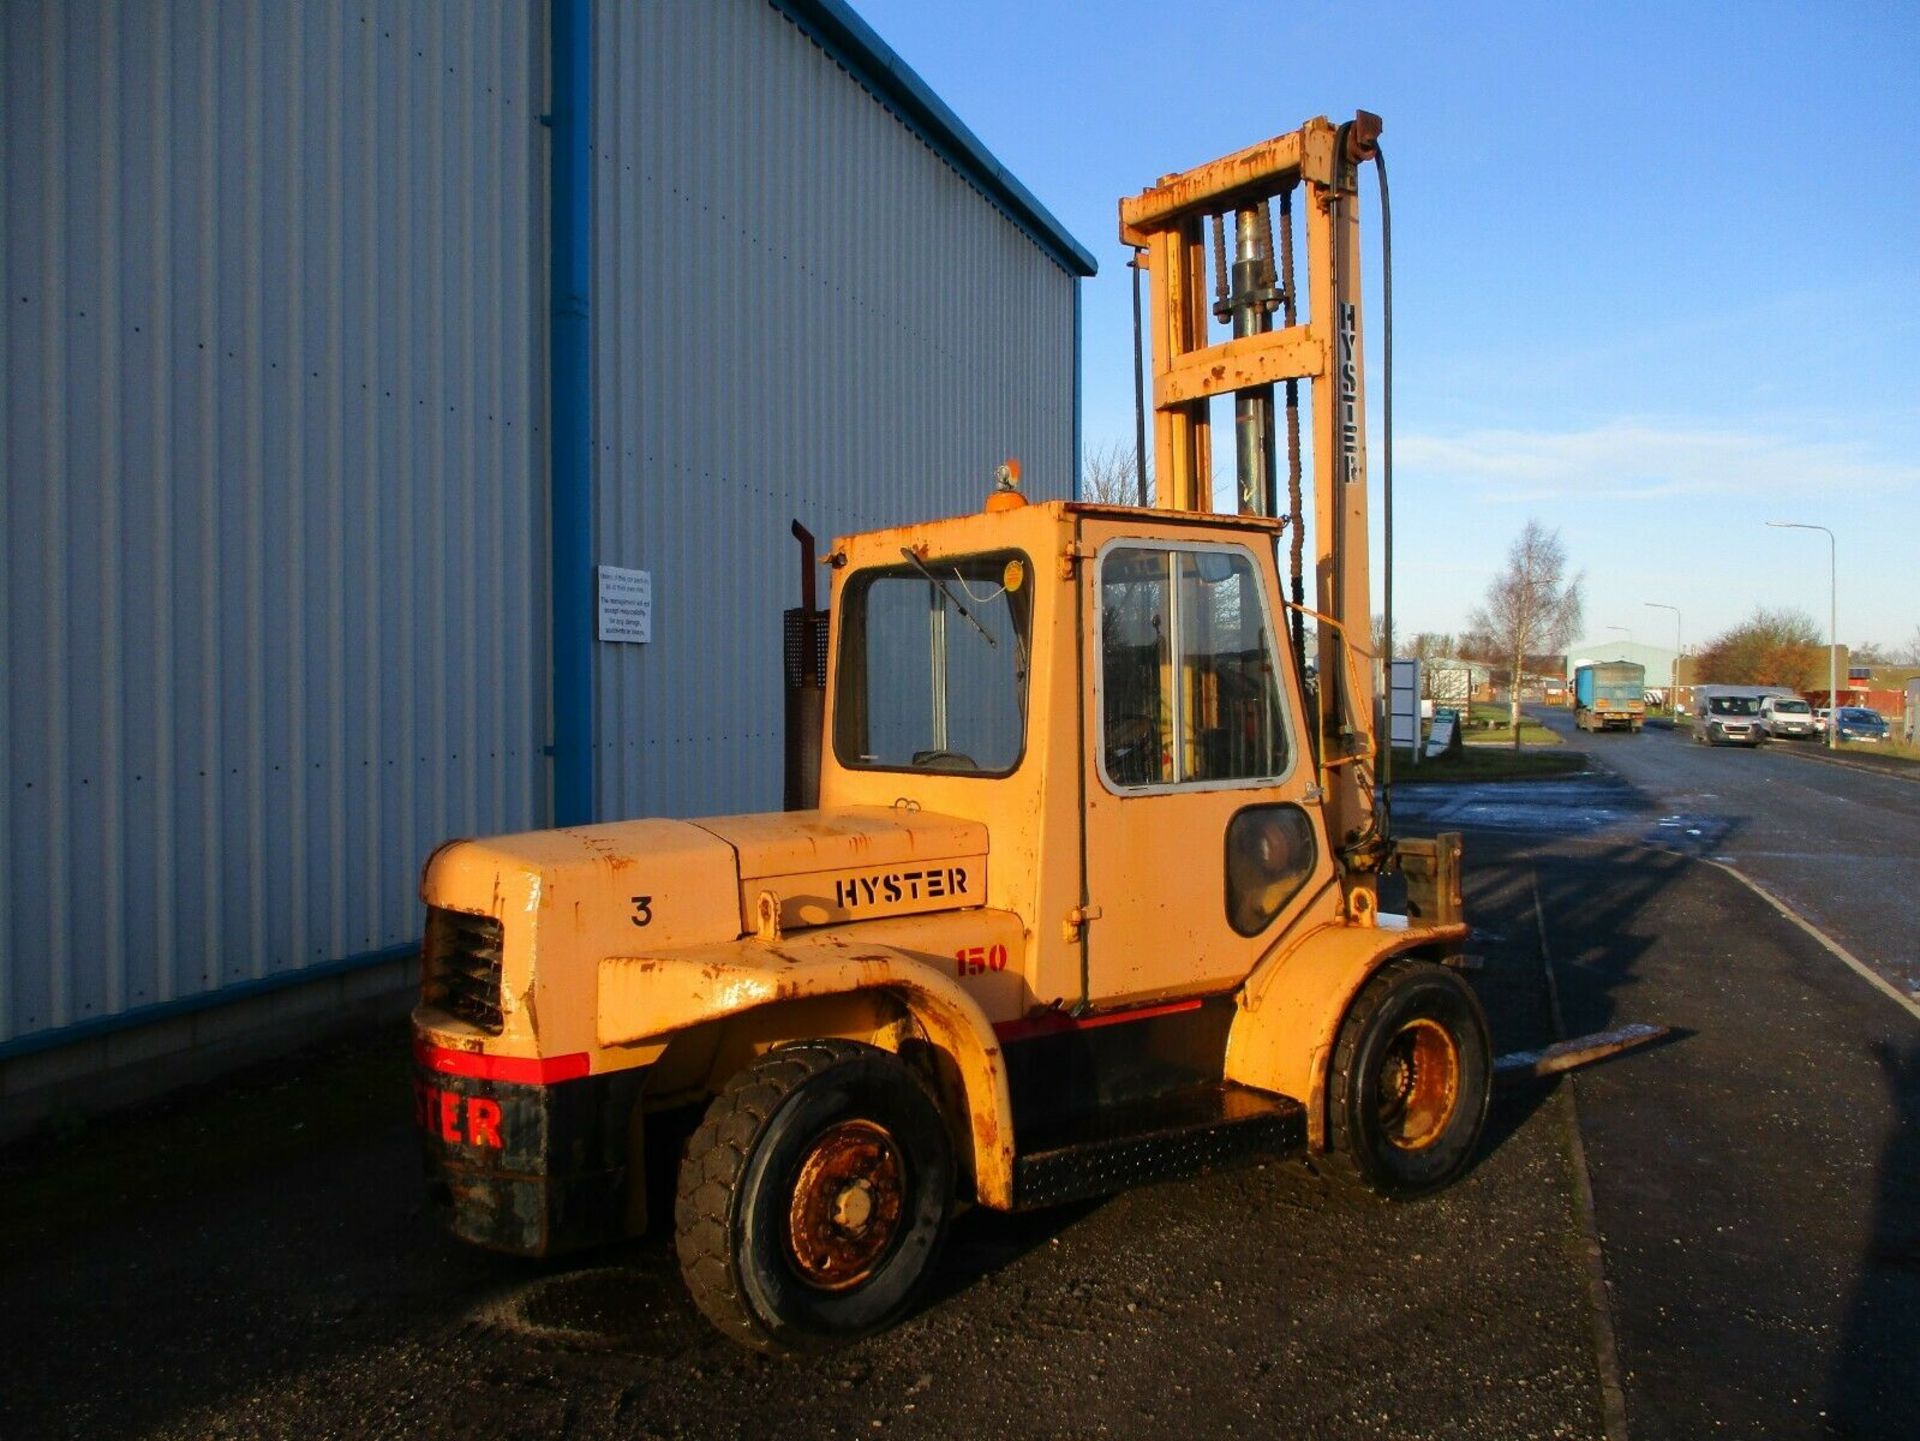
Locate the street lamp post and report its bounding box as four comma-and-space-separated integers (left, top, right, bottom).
1766, 521, 1837, 750
1605, 624, 1633, 648
1645, 602, 1681, 718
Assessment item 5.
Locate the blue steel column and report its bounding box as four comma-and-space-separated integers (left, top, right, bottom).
549, 0, 593, 825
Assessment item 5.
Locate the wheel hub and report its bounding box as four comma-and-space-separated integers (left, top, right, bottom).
1375, 1018, 1461, 1151
786, 1119, 905, 1290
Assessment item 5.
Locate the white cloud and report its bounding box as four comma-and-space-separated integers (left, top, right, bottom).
1397, 421, 1920, 504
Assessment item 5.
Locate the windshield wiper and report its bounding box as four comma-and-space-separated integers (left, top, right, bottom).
900, 549, 997, 649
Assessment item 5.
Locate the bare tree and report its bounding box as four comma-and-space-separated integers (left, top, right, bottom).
1408, 631, 1457, 661
1849, 640, 1893, 665
1468, 520, 1584, 746
1456, 628, 1498, 664
1081, 439, 1152, 506
1904, 625, 1920, 666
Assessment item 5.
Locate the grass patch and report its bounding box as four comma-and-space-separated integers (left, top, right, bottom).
1458, 703, 1561, 746
1390, 746, 1588, 783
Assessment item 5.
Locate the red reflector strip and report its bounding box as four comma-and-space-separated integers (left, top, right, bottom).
993, 997, 1204, 1044
414, 1038, 590, 1085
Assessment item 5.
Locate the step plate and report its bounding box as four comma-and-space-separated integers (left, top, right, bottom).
1012, 1083, 1307, 1211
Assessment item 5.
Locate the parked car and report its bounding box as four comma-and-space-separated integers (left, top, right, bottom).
1692, 691, 1765, 746
1813, 707, 1831, 735
1758, 695, 1819, 740
1833, 706, 1890, 743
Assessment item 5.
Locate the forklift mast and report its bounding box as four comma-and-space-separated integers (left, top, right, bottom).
1120, 112, 1384, 875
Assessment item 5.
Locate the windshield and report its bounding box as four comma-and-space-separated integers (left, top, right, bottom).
1771, 699, 1810, 714
1708, 696, 1759, 716
1841, 708, 1881, 723
833, 549, 1033, 775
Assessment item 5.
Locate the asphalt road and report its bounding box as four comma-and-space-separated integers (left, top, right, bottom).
3, 730, 1916, 1439
1406, 710, 1920, 996
1395, 715, 1920, 1438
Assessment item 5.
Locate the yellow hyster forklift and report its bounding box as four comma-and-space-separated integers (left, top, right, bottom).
413, 113, 1490, 1353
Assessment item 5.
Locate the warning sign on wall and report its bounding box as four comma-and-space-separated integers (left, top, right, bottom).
597, 566, 652, 643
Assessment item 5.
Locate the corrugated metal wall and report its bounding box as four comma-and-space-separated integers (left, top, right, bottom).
589, 0, 1079, 820
0, 1, 548, 1049
1, 0, 1085, 1061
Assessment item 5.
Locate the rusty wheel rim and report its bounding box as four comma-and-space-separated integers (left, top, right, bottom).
785, 1119, 906, 1291
1374, 1018, 1461, 1151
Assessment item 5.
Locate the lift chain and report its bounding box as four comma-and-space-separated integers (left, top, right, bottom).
1278, 184, 1307, 671
1209, 212, 1230, 321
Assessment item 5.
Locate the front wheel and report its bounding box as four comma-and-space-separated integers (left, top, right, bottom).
1325, 958, 1492, 1198
675, 1039, 954, 1353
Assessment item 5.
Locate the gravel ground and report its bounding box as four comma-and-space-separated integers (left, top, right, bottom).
7, 755, 1915, 1439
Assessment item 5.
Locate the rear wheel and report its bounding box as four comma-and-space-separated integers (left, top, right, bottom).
675, 1039, 953, 1353
1325, 958, 1491, 1198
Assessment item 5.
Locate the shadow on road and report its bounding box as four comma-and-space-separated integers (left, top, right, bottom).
1451, 835, 1705, 1175
1829, 1038, 1920, 1430
1533, 840, 1700, 1031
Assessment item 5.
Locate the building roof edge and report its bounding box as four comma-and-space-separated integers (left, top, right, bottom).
772, 0, 1099, 278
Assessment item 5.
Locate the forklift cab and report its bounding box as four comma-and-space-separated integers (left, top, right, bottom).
820, 497, 1340, 1019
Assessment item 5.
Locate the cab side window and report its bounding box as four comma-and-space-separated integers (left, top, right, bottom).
1098, 545, 1289, 789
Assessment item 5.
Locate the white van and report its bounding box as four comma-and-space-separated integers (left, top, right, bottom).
1758, 694, 1818, 740
1690, 689, 1765, 746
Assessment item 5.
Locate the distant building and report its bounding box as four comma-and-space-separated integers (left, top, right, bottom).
1565, 637, 1680, 693
1424, 660, 1492, 706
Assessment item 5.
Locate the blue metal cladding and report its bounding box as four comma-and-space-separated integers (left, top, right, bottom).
0, 1, 548, 1052
1073, 280, 1085, 499
587, 0, 1088, 823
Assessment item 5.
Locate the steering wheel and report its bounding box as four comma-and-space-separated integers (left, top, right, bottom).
1105, 714, 1160, 784
911, 749, 978, 772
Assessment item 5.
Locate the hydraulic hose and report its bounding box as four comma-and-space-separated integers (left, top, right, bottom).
1373, 143, 1394, 847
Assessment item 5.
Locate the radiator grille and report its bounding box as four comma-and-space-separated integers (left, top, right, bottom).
422, 907, 505, 1034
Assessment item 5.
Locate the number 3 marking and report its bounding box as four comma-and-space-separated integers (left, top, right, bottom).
631, 895, 654, 927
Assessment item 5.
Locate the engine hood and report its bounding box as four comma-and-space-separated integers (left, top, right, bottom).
422, 818, 747, 953
693, 806, 988, 931
422, 807, 989, 956
417, 807, 987, 1054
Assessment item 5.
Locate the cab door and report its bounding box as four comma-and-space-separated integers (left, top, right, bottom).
1079, 526, 1336, 1006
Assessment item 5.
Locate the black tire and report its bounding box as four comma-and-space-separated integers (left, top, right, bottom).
674, 1039, 953, 1354
1325, 958, 1492, 1198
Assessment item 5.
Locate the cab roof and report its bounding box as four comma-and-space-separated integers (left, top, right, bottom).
833, 498, 1290, 557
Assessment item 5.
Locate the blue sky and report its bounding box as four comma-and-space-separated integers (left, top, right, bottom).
852, 0, 1919, 654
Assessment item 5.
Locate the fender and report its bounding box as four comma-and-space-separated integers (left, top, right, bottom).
1223, 917, 1469, 1148
598, 935, 1017, 1208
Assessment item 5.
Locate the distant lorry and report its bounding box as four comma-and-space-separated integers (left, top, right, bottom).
1573, 661, 1646, 733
